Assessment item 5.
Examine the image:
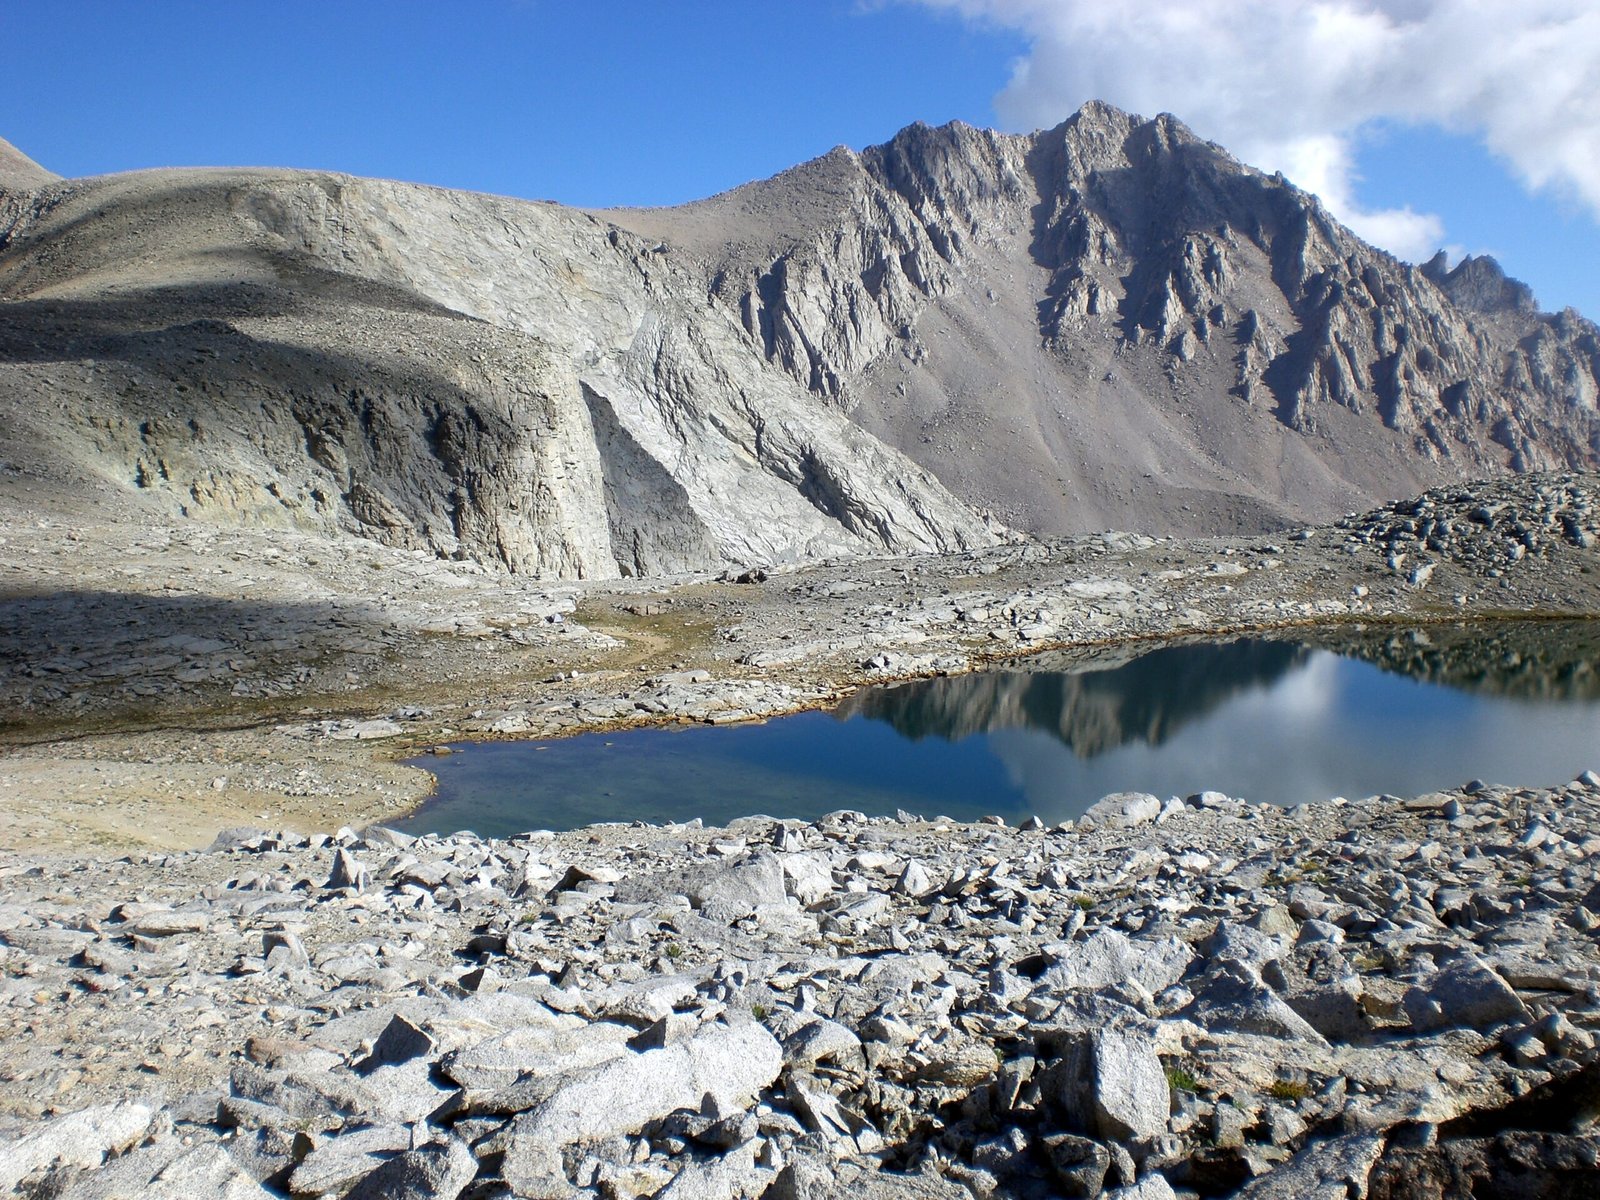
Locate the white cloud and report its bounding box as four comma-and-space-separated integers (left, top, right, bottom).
906, 0, 1600, 261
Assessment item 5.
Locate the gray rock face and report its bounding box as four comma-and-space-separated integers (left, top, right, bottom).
650, 1139, 767, 1199
502, 1021, 782, 1191
687, 852, 788, 915
767, 1159, 972, 1199
1233, 1134, 1384, 1199
287, 1125, 413, 1196
1105, 1178, 1178, 1200
1181, 960, 1330, 1044
0, 1102, 155, 1193
1039, 928, 1193, 995
325, 847, 370, 892
1040, 1132, 1112, 1197
1046, 1027, 1170, 1141
4, 103, 1598, 580
137, 1144, 277, 1199
358, 1014, 436, 1072
1402, 954, 1529, 1033
341, 1138, 477, 1200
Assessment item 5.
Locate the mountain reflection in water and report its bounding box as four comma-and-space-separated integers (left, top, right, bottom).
836, 640, 1308, 756
398, 623, 1600, 837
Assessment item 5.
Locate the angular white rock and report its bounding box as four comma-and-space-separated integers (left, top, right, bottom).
1078, 792, 1162, 831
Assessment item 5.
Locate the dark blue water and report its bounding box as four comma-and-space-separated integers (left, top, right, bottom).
397, 625, 1600, 837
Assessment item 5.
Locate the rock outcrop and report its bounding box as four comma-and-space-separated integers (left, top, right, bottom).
2, 102, 1598, 576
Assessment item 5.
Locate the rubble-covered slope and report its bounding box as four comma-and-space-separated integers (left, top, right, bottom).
7, 780, 1600, 1198
0, 136, 56, 192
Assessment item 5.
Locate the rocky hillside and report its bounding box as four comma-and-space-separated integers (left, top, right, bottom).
0, 168, 999, 579
2, 104, 1597, 577
616, 103, 1600, 536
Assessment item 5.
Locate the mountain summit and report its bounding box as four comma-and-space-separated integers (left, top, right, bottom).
611, 102, 1599, 535
1, 106, 1596, 577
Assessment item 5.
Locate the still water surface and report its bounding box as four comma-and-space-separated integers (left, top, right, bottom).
399, 622, 1600, 837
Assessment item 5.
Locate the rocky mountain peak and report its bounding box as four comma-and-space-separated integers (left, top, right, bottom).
674, 101, 1597, 535
860, 119, 1029, 249
1422, 250, 1538, 315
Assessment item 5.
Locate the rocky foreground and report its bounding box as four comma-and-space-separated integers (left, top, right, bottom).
5, 773, 1600, 1198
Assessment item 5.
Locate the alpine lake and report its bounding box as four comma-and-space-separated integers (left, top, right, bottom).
399, 620, 1600, 838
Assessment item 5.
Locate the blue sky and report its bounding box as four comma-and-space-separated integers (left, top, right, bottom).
2, 1, 1596, 316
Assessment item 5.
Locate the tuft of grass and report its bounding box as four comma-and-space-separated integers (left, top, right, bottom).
1072, 895, 1095, 911
1268, 1079, 1312, 1102
751, 1004, 770, 1021
664, 942, 683, 960
1166, 1066, 1201, 1094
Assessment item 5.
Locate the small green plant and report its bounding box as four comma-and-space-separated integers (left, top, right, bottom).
1165, 1066, 1200, 1094
1072, 895, 1095, 911
751, 1004, 770, 1021
664, 943, 683, 960
1268, 1079, 1312, 1102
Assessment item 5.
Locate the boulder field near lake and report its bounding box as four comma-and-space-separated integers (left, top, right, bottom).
3, 105, 1600, 1198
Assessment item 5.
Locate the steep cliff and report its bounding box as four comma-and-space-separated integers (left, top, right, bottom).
2, 102, 1597, 577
